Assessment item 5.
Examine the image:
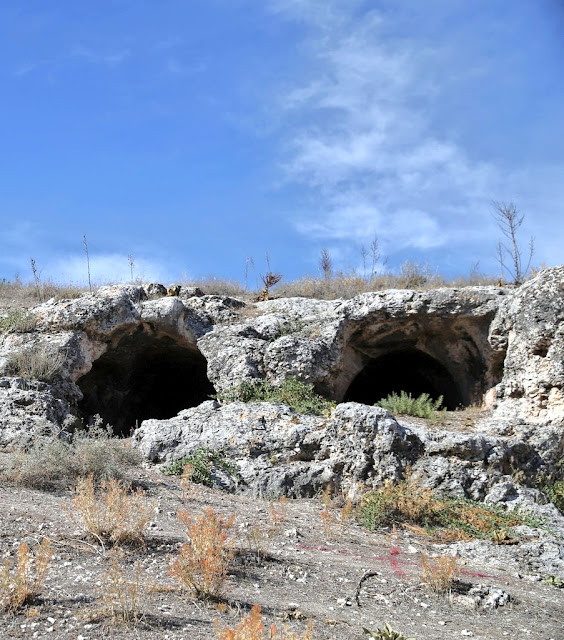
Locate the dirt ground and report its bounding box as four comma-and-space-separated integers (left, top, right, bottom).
0, 461, 563, 640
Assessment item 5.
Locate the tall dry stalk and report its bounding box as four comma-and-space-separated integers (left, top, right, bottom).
83, 234, 92, 293
0, 539, 53, 612
30, 258, 43, 302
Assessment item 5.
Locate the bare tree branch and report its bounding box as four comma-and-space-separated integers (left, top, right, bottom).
319, 248, 332, 280
492, 201, 534, 285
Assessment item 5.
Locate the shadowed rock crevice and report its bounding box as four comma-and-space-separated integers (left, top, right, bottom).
335, 315, 501, 409
77, 324, 215, 435
344, 349, 463, 409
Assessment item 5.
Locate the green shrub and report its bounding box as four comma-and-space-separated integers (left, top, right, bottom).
358, 479, 538, 541
4, 344, 66, 382
363, 623, 415, 640
376, 391, 444, 418
161, 446, 237, 485
544, 480, 564, 515
216, 377, 334, 416
0, 422, 141, 489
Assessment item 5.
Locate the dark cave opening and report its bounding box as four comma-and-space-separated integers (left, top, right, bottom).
77, 326, 215, 435
344, 349, 463, 410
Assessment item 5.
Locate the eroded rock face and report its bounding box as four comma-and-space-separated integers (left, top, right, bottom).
490, 267, 564, 422
0, 268, 563, 499
132, 400, 546, 501
0, 377, 70, 446
134, 401, 420, 497
486, 266, 564, 461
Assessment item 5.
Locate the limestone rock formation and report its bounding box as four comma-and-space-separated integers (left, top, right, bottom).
0, 268, 563, 503
133, 399, 547, 503
0, 376, 70, 446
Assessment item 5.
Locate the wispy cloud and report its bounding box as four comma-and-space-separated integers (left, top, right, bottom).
71, 45, 131, 67
165, 56, 206, 76
269, 1, 564, 272
47, 253, 171, 285
271, 3, 499, 260
13, 62, 42, 77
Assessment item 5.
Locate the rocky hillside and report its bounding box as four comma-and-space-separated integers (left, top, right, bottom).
1, 266, 563, 639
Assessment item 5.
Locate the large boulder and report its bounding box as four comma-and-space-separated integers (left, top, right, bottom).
132, 401, 544, 500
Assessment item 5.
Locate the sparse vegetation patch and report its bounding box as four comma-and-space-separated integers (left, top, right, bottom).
161, 446, 238, 485
4, 344, 66, 382
0, 310, 36, 334
0, 421, 141, 489
216, 377, 334, 416
358, 478, 538, 541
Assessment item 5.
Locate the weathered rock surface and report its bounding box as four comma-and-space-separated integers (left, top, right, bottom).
132, 400, 553, 509
0, 376, 70, 446
487, 267, 564, 462
0, 268, 563, 503
134, 401, 421, 498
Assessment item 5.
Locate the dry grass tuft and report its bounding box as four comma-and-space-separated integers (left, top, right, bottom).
267, 497, 288, 535
99, 549, 143, 625
420, 552, 459, 593
0, 539, 53, 612
215, 604, 314, 640
0, 309, 37, 333
1, 424, 141, 490
4, 344, 66, 382
65, 475, 154, 548
169, 507, 236, 600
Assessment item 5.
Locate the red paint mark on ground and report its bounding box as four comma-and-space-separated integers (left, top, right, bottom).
296, 543, 496, 581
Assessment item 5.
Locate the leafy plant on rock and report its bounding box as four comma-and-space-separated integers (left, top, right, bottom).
216, 377, 334, 416
376, 391, 444, 418
358, 478, 538, 541
161, 446, 238, 485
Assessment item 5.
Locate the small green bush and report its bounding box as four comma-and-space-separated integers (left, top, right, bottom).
544, 480, 564, 515
376, 391, 444, 418
216, 377, 334, 416
161, 446, 237, 485
363, 623, 415, 640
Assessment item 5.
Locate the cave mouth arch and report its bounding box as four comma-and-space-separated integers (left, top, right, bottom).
344, 349, 463, 410
77, 325, 215, 436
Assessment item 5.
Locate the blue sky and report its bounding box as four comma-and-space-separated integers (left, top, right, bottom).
1, 0, 563, 286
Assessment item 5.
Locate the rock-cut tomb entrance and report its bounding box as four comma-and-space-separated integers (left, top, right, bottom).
338, 315, 502, 410
77, 323, 215, 435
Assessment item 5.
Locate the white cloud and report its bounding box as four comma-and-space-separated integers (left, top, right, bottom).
47, 254, 171, 286
72, 46, 131, 67
269, 2, 564, 272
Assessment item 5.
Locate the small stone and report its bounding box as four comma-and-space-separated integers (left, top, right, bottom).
461, 631, 474, 637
